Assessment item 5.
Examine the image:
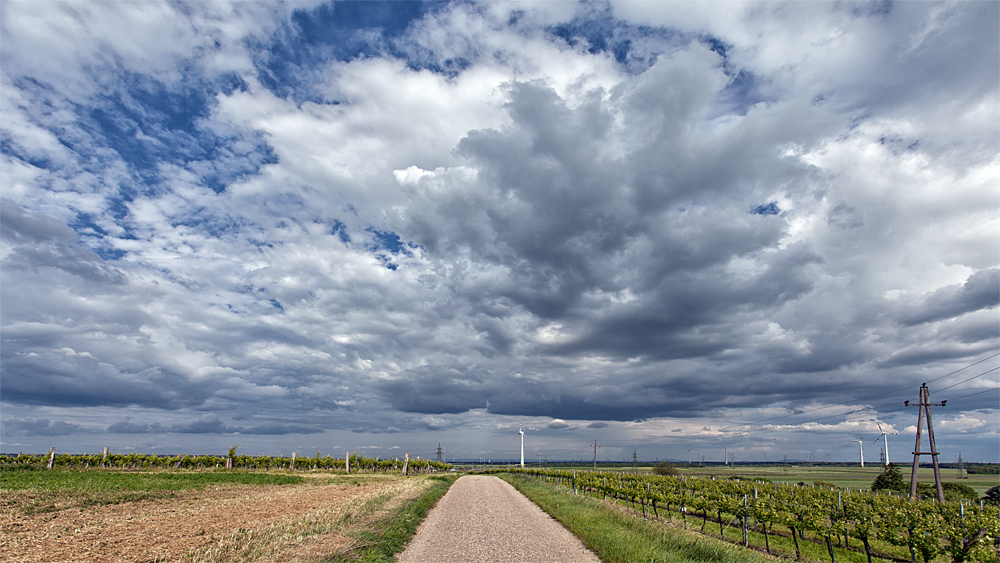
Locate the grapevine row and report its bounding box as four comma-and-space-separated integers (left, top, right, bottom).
0, 451, 451, 474
492, 468, 999, 563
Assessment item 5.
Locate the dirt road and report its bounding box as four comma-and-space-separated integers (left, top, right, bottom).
397, 475, 601, 563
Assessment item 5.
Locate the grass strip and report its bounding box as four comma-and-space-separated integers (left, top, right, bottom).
1, 470, 304, 515
328, 475, 455, 562
0, 469, 303, 491
501, 474, 776, 563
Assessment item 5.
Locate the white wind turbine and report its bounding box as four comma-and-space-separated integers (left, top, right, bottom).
517, 424, 525, 467
874, 423, 899, 466
851, 435, 866, 467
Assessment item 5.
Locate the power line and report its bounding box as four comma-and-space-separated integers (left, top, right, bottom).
719, 353, 1000, 430
631, 370, 1000, 447
932, 366, 999, 394
942, 386, 1000, 402
548, 355, 1000, 452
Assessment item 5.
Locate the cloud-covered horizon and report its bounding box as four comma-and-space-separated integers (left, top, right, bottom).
2, 1, 997, 462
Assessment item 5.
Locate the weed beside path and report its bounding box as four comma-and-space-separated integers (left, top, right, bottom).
328, 474, 455, 562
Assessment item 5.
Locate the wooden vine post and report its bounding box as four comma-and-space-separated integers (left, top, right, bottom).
345, 451, 350, 474
402, 453, 409, 476
46, 447, 56, 470
290, 452, 296, 470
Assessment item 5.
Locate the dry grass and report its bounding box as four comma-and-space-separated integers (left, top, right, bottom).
2, 472, 431, 563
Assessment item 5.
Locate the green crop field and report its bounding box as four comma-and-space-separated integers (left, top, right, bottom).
550, 464, 999, 496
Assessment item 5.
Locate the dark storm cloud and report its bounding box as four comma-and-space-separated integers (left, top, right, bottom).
107, 420, 167, 434
106, 418, 323, 435
7, 418, 85, 436
1, 200, 126, 284
900, 269, 1000, 326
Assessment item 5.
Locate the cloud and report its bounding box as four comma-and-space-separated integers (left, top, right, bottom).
7, 418, 85, 436
900, 269, 1000, 326
547, 419, 571, 430
107, 421, 167, 434
0, 1, 996, 462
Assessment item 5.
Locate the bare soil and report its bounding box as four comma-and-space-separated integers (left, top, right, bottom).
1, 474, 428, 563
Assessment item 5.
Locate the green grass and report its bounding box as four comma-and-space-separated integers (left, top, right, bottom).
0, 468, 304, 491
327, 474, 456, 562
0, 469, 305, 515
501, 474, 776, 563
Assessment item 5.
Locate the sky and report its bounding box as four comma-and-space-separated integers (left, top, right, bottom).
1, 0, 998, 465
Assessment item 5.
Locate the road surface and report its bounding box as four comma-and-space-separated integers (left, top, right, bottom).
397, 475, 602, 563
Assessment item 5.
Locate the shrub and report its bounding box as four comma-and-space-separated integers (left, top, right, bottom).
942, 482, 979, 502
983, 485, 1000, 506
871, 463, 907, 493
652, 461, 678, 476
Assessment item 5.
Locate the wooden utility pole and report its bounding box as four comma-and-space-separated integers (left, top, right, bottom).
593, 440, 598, 471
906, 383, 945, 503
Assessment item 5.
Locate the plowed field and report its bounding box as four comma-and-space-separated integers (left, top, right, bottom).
2, 474, 429, 563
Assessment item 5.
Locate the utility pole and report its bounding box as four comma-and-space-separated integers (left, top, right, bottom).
906, 383, 946, 503
436, 443, 444, 463
957, 453, 966, 479
632, 449, 638, 470
593, 440, 598, 471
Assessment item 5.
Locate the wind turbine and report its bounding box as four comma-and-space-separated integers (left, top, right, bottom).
851, 435, 866, 467
517, 424, 525, 467
874, 423, 899, 466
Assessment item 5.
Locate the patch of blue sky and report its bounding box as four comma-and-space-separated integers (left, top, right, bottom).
547, 9, 687, 75
750, 202, 781, 216
84, 71, 277, 191
851, 0, 893, 18
331, 219, 351, 244
546, 12, 768, 115
715, 69, 768, 116
367, 228, 410, 256
68, 212, 130, 260
0, 136, 53, 172
10, 69, 275, 204
250, 1, 445, 103
366, 227, 426, 270
170, 211, 239, 239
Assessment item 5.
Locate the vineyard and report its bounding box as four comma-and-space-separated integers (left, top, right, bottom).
488, 468, 1000, 563
0, 450, 452, 474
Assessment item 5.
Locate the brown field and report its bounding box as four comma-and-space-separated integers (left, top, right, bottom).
1, 474, 430, 563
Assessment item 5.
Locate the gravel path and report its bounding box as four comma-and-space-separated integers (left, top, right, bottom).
397, 475, 602, 563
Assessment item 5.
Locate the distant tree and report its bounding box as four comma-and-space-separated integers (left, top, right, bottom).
871, 463, 906, 492
983, 485, 1000, 506
652, 460, 678, 476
